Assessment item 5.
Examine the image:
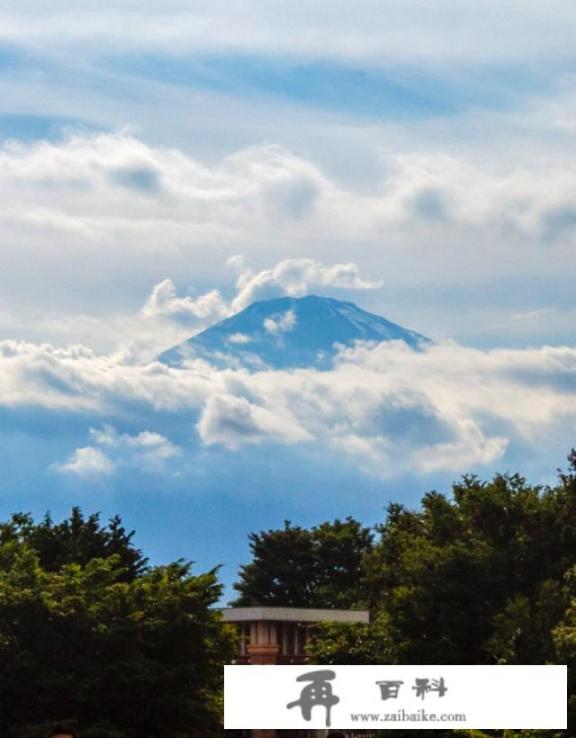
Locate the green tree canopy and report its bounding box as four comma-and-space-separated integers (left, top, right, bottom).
236, 452, 576, 738
0, 510, 235, 738
0, 507, 147, 580
233, 517, 373, 608
359, 465, 576, 665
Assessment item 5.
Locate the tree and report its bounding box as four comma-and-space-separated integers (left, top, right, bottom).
235, 452, 576, 738
551, 563, 576, 732
0, 510, 235, 738
0, 507, 147, 581
359, 469, 576, 665
306, 613, 395, 664
233, 517, 373, 608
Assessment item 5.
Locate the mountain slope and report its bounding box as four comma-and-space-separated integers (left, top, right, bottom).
159, 295, 429, 370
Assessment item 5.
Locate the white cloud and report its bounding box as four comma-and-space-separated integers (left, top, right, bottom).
53, 446, 115, 479
141, 279, 228, 325
264, 309, 296, 335
89, 424, 182, 463
4, 1, 576, 67
2, 131, 576, 351
0, 132, 572, 260
4, 334, 576, 478
54, 424, 182, 478
231, 259, 383, 313
197, 394, 311, 449
227, 333, 252, 345
139, 257, 381, 339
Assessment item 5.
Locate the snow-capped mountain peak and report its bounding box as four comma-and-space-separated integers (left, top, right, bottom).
159, 295, 429, 370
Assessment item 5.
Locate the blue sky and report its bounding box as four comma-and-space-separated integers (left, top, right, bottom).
1, 0, 576, 596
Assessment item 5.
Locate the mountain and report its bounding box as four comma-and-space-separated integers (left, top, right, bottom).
158, 295, 430, 370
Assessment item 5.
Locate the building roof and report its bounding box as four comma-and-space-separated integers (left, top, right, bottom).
220, 606, 369, 624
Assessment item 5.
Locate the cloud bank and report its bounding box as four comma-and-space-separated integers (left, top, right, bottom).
4, 130, 576, 256
1, 130, 576, 353
2, 333, 575, 480
5, 0, 576, 67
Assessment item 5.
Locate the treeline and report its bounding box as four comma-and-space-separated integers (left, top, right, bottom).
235, 452, 576, 737
1, 454, 575, 737
0, 509, 234, 738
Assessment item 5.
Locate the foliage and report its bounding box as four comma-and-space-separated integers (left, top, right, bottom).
306, 613, 395, 665
236, 451, 576, 738
361, 469, 576, 665
0, 510, 235, 738
233, 516, 373, 607
0, 507, 147, 580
